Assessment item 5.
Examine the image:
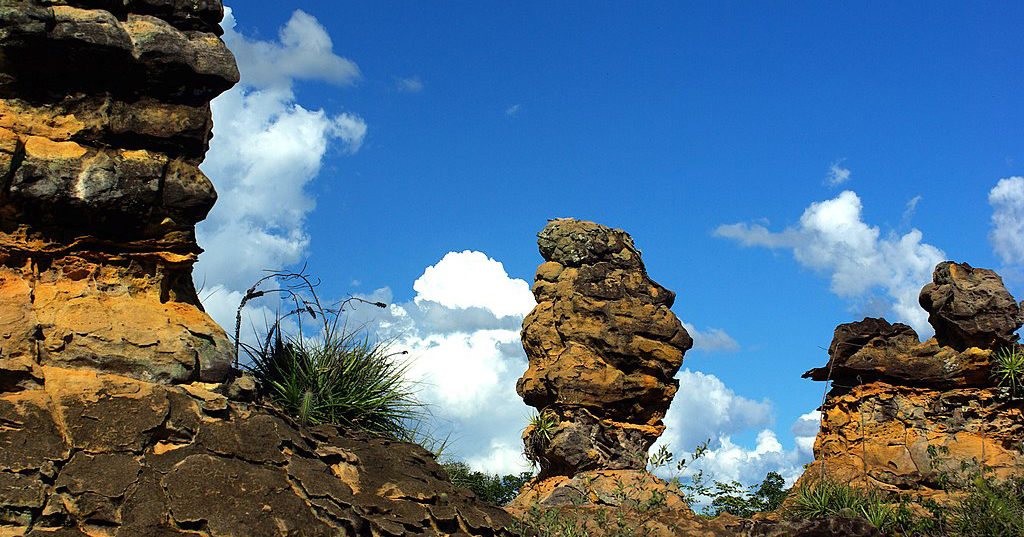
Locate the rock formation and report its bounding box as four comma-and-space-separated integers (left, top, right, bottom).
510, 218, 691, 513
799, 261, 1024, 497
0, 2, 518, 536
0, 0, 238, 387
0, 368, 515, 536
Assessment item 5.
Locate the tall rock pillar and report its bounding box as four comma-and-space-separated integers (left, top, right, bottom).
516, 218, 692, 479
0, 0, 239, 387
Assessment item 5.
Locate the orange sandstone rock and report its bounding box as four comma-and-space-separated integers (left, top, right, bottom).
798, 261, 1024, 498
517, 218, 692, 478
0, 0, 237, 385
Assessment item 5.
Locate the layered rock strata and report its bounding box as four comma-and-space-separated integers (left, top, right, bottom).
799, 261, 1024, 496
0, 0, 237, 387
0, 367, 517, 536
516, 218, 692, 479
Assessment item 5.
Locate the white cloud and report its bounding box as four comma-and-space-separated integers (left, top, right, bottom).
347, 252, 535, 476
682, 323, 740, 353
826, 159, 852, 186
989, 177, 1024, 265
653, 370, 815, 492
195, 8, 366, 332
714, 190, 945, 335
413, 251, 536, 319
791, 410, 821, 458
505, 104, 522, 117
397, 76, 424, 92
221, 7, 360, 89
659, 369, 774, 453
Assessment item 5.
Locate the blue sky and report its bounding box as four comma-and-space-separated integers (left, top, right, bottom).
194, 2, 1024, 487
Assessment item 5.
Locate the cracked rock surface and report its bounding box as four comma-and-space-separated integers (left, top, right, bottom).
0, 367, 517, 536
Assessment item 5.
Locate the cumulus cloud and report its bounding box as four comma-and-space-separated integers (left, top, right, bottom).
413, 251, 536, 318
715, 190, 945, 335
826, 159, 851, 186
682, 323, 740, 353
505, 104, 522, 117
791, 410, 821, 458
989, 177, 1024, 265
196, 8, 366, 332
653, 370, 816, 490
658, 369, 774, 453
349, 251, 536, 475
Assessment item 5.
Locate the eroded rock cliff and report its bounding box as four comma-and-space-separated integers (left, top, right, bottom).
0, 367, 515, 536
517, 218, 692, 479
0, 0, 237, 387
799, 261, 1024, 497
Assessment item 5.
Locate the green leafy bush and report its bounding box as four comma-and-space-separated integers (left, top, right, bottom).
441, 460, 534, 505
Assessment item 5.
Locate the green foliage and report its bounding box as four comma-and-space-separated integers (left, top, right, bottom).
524, 408, 559, 467
237, 270, 427, 444
708, 471, 789, 518
787, 479, 904, 534
441, 460, 534, 506
946, 475, 1024, 537
242, 316, 420, 434
991, 345, 1024, 396
528, 408, 558, 443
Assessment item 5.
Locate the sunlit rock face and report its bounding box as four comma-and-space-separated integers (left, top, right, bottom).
799, 261, 1024, 499
517, 218, 692, 478
0, 0, 238, 386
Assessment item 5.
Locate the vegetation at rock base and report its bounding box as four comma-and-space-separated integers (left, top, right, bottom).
785, 447, 1024, 537
441, 460, 535, 505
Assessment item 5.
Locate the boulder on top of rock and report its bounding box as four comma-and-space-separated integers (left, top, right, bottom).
517, 218, 691, 478
919, 261, 1024, 351
802, 317, 994, 387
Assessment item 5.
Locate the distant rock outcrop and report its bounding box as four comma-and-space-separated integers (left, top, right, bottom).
0, 0, 238, 387
517, 218, 692, 479
799, 261, 1024, 497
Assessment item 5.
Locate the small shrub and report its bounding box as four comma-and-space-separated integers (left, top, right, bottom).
991, 345, 1024, 396
236, 270, 426, 443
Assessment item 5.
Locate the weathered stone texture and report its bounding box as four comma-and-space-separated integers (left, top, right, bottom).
0, 0, 237, 385
517, 218, 692, 478
0, 367, 517, 536
799, 261, 1024, 499
919, 261, 1024, 352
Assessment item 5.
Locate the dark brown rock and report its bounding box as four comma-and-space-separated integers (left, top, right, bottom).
1, 367, 518, 537
798, 263, 1024, 503
748, 516, 881, 537
802, 317, 994, 387
919, 261, 1024, 351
